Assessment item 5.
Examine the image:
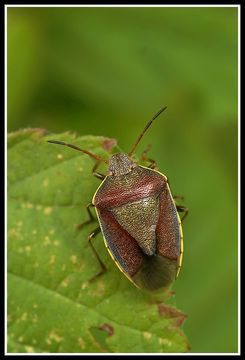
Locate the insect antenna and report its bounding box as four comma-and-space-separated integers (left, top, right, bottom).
128, 106, 167, 157
47, 140, 109, 164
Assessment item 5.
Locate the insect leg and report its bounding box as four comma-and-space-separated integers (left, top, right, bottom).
176, 204, 189, 222
87, 226, 107, 281
140, 144, 158, 169
173, 195, 185, 201
92, 160, 106, 180
76, 202, 96, 230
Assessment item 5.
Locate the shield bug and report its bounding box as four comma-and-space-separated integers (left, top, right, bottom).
48, 106, 188, 291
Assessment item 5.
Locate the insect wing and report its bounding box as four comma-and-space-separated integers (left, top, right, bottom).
95, 206, 144, 285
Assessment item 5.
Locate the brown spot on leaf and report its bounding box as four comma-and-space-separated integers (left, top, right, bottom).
173, 313, 188, 328
98, 323, 114, 336
89, 323, 114, 352
149, 291, 187, 328
157, 303, 187, 327
102, 138, 117, 152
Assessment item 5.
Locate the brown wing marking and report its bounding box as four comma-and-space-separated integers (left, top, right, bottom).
96, 207, 143, 278
93, 166, 166, 208
156, 185, 181, 261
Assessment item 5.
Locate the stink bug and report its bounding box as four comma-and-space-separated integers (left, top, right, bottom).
48, 106, 188, 291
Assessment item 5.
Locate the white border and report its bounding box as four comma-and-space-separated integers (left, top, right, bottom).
4, 4, 241, 7
237, 3, 240, 356
5, 3, 8, 357
5, 3, 240, 356
5, 4, 240, 8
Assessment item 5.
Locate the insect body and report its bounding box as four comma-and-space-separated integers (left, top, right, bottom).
48, 106, 188, 291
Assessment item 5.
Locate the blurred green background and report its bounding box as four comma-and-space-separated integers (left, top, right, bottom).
7, 6, 238, 353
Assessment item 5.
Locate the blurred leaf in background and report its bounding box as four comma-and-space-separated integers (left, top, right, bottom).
7, 6, 238, 353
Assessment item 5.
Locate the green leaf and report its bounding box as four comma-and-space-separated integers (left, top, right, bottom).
7, 129, 190, 353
